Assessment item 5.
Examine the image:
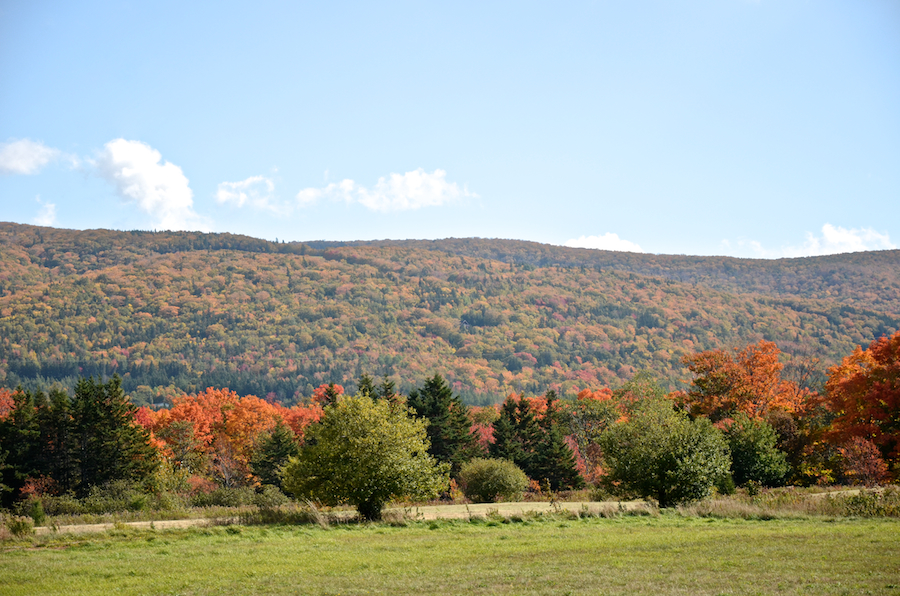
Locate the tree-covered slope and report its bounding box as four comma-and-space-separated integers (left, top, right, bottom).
1, 223, 897, 405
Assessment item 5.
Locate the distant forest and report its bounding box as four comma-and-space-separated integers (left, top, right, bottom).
0, 223, 897, 406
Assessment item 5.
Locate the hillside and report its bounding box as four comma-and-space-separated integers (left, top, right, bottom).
1, 222, 897, 405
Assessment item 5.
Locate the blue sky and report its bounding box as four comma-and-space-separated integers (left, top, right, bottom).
1, 1, 898, 258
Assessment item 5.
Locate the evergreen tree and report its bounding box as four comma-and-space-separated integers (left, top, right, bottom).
36, 388, 76, 494
356, 373, 376, 398
376, 376, 397, 401
70, 376, 158, 496
0, 388, 42, 506
513, 396, 543, 478
407, 374, 481, 475
251, 422, 300, 490
532, 391, 584, 490
489, 397, 524, 463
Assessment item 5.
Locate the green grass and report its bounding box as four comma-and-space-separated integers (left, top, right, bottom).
2, 515, 899, 595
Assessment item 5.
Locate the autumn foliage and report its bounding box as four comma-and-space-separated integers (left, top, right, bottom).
678, 340, 816, 422
138, 387, 323, 486
826, 331, 900, 468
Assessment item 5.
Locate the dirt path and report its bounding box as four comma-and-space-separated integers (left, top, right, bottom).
34, 489, 868, 536
33, 501, 644, 536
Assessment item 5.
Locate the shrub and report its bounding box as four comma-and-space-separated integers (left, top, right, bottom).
459, 458, 529, 503
82, 480, 150, 513
599, 398, 731, 507
5, 515, 34, 537
190, 486, 257, 508
724, 413, 789, 487
252, 485, 290, 509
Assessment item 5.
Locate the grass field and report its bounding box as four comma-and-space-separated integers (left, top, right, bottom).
2, 513, 898, 595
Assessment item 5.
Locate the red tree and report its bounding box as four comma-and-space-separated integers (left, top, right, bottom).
826, 331, 900, 469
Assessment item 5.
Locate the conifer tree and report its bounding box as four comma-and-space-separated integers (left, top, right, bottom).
0, 389, 41, 506
251, 422, 300, 490
407, 374, 481, 475
489, 397, 523, 463
70, 376, 158, 496
532, 391, 584, 490
376, 376, 398, 401
356, 373, 376, 398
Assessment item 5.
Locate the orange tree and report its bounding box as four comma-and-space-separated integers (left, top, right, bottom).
826, 331, 900, 474
678, 340, 814, 422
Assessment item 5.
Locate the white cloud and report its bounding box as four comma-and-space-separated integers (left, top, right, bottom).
95, 139, 209, 231
216, 175, 284, 212
0, 139, 60, 175
564, 233, 644, 253
727, 224, 895, 259
32, 196, 56, 227
296, 168, 476, 212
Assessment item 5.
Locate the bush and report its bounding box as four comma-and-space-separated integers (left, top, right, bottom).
5, 515, 34, 537
190, 486, 257, 508
599, 398, 731, 508
253, 485, 290, 509
459, 458, 529, 503
83, 480, 150, 513
724, 413, 789, 487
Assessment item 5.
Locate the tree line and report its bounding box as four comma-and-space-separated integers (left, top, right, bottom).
1, 333, 897, 519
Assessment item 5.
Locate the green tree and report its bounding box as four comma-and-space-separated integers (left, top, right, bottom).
70, 376, 159, 496
531, 391, 584, 491
0, 388, 42, 506
282, 393, 449, 520
724, 413, 790, 487
250, 422, 300, 490
489, 397, 524, 463
599, 398, 731, 507
356, 373, 376, 398
407, 374, 481, 475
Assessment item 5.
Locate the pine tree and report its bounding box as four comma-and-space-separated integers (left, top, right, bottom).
514, 396, 543, 478
376, 376, 397, 401
532, 391, 584, 490
356, 373, 376, 398
251, 422, 300, 490
407, 374, 481, 475
0, 388, 42, 506
489, 397, 523, 463
71, 376, 158, 496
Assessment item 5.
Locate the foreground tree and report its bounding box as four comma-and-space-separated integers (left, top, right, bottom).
723, 413, 789, 487
282, 394, 449, 520
599, 398, 730, 507
531, 391, 584, 491
407, 374, 481, 475
70, 376, 159, 495
826, 331, 900, 472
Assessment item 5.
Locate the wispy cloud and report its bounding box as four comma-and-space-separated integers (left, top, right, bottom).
296, 168, 476, 212
32, 196, 57, 227
94, 139, 209, 231
723, 224, 896, 259
564, 233, 644, 253
216, 175, 284, 213
0, 139, 60, 175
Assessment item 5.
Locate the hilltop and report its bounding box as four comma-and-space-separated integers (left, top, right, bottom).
1, 222, 897, 405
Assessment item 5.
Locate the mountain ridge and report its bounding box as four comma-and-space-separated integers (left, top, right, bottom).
1, 222, 897, 405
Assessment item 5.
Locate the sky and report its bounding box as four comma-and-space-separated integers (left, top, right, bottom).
1, 1, 898, 258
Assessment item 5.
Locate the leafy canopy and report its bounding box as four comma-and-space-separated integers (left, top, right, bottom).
599, 397, 730, 508
282, 393, 449, 520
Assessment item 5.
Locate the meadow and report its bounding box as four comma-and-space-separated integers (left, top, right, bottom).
2, 512, 898, 596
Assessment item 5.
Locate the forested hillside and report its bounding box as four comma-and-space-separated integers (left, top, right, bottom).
1, 223, 897, 405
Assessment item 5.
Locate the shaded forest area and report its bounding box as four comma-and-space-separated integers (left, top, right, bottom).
0, 223, 897, 405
